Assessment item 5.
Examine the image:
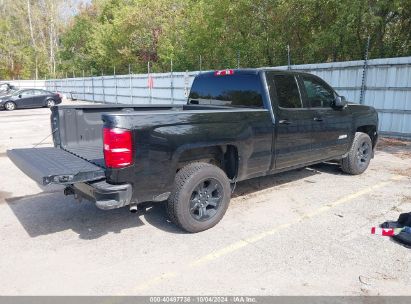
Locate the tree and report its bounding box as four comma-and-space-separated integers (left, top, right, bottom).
0, 0, 68, 79
1, 0, 411, 79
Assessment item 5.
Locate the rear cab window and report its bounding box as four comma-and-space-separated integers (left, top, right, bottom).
188, 71, 264, 108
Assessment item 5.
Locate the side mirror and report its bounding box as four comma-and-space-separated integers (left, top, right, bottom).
18, 94, 22, 98
334, 96, 347, 108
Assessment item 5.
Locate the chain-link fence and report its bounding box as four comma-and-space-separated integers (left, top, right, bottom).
45, 71, 197, 105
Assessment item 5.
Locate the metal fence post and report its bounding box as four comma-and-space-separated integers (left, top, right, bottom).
65, 73, 68, 99
91, 74, 95, 103
129, 64, 133, 104
102, 71, 105, 104
360, 36, 371, 105
184, 70, 189, 98
114, 66, 118, 104
83, 70, 86, 100
287, 45, 291, 70
148, 62, 152, 104
171, 59, 174, 104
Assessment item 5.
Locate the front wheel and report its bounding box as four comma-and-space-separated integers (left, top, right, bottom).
341, 132, 373, 175
46, 99, 55, 108
167, 162, 231, 233
5, 101, 16, 111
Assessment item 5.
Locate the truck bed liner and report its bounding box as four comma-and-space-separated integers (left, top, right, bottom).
64, 145, 105, 167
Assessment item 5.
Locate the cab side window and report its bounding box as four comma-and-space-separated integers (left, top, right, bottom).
301, 75, 335, 108
20, 90, 33, 96
267, 73, 302, 109
32, 90, 45, 95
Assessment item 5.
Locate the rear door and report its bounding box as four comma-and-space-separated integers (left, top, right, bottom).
31, 89, 48, 107
299, 74, 352, 160
266, 72, 317, 170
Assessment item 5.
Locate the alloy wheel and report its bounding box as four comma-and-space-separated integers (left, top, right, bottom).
356, 141, 370, 169
189, 178, 223, 222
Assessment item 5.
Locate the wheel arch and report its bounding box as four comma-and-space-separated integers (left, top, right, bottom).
356, 125, 378, 149
174, 143, 239, 181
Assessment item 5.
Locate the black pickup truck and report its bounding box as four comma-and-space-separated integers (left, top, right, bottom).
8, 69, 378, 232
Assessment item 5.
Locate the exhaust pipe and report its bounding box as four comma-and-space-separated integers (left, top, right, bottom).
129, 204, 138, 213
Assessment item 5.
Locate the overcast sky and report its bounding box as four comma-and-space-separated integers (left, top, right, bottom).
59, 0, 91, 20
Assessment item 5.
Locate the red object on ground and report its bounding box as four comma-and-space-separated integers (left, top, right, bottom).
371, 227, 396, 236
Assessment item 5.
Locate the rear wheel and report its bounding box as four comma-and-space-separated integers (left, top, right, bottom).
341, 132, 372, 175
167, 162, 231, 233
5, 101, 16, 111
46, 99, 55, 108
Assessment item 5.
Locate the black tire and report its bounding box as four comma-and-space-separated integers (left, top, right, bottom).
167, 162, 231, 233
46, 99, 56, 108
4, 101, 16, 111
341, 132, 373, 175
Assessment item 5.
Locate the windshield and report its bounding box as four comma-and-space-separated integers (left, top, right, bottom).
11, 90, 22, 96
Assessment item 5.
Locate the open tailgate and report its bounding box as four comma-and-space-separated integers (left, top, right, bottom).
7, 147, 105, 185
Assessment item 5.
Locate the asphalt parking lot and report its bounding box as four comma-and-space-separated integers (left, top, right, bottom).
0, 102, 410, 296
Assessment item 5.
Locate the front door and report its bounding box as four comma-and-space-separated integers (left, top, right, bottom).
299, 74, 352, 160
15, 90, 36, 108
266, 72, 317, 170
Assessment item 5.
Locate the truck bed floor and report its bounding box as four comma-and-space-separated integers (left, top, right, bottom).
64, 145, 105, 168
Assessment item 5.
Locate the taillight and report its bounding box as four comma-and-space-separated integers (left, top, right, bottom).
103, 128, 133, 168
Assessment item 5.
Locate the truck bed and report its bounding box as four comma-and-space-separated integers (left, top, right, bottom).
52, 104, 258, 167
8, 103, 269, 187
53, 104, 180, 166
63, 144, 105, 167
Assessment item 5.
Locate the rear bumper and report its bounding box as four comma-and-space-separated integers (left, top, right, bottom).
71, 180, 133, 210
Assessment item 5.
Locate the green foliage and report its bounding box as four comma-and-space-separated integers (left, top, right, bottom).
0, 0, 66, 80
1, 0, 411, 79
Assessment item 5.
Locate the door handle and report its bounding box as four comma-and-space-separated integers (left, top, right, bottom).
313, 117, 323, 122
279, 119, 292, 125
